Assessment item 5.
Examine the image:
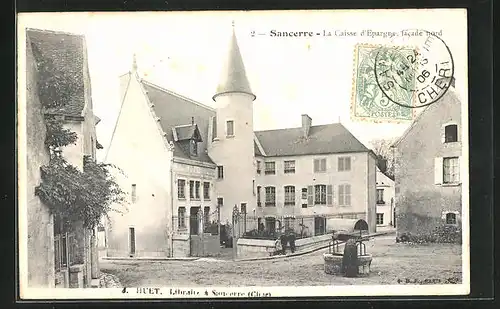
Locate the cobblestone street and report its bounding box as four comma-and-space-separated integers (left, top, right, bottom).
100, 237, 463, 287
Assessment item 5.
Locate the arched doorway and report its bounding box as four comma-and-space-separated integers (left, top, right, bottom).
354, 219, 368, 231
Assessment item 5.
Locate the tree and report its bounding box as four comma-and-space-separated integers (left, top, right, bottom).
370, 138, 395, 179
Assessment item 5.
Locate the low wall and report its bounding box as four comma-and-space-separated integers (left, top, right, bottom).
237, 234, 333, 258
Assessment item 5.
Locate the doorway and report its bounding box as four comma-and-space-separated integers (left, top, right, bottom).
190, 207, 200, 235
314, 216, 326, 236
129, 227, 136, 256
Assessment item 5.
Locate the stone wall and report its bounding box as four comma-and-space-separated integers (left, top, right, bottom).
172, 234, 190, 257
24, 35, 55, 288
237, 234, 332, 258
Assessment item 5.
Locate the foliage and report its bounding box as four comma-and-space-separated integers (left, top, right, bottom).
370, 138, 395, 179
44, 117, 78, 149
397, 225, 462, 244
35, 156, 126, 231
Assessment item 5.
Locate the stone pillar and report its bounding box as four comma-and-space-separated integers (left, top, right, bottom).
69, 264, 84, 288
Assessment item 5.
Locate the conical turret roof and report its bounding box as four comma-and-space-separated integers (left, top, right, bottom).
213, 23, 256, 101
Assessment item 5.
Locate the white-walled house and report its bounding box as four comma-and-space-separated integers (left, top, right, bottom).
104, 25, 377, 258
375, 167, 395, 227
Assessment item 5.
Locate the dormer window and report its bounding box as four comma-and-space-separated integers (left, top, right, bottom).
190, 139, 198, 156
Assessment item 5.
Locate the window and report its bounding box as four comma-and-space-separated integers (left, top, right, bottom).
284, 160, 296, 174
257, 186, 262, 206
177, 179, 186, 199
443, 157, 459, 184
240, 203, 247, 214
338, 157, 351, 171
131, 184, 137, 203
212, 116, 217, 140
195, 181, 200, 199
217, 166, 224, 179
190, 140, 198, 156
265, 162, 276, 175
444, 124, 458, 143
376, 189, 385, 204
301, 188, 308, 199
189, 181, 195, 199
445, 213, 457, 225
376, 213, 384, 225
226, 120, 234, 136
302, 204, 307, 208
314, 185, 327, 205
256, 161, 261, 174
284, 186, 295, 206
313, 158, 327, 173
178, 207, 186, 229
217, 197, 224, 207
339, 184, 351, 206
265, 186, 276, 206
203, 182, 210, 200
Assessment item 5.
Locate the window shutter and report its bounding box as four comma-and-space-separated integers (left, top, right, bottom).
326, 185, 333, 206
338, 185, 344, 206
440, 125, 446, 143
313, 159, 318, 172
457, 156, 462, 183
307, 185, 313, 206
434, 157, 443, 184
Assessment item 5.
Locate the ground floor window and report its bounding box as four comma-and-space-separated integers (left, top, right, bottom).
376, 213, 384, 225
178, 207, 186, 229
445, 212, 457, 225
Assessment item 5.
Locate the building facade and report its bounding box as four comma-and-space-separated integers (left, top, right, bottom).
392, 90, 462, 241
253, 115, 377, 236
375, 167, 395, 227
24, 28, 101, 288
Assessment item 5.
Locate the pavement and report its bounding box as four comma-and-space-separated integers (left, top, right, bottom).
101, 227, 396, 263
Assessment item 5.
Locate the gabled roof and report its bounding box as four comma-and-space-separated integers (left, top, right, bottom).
140, 80, 216, 164
213, 26, 255, 101
254, 123, 370, 157
26, 28, 89, 118
391, 90, 460, 148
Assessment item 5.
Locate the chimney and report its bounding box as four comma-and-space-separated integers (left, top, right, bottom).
301, 114, 312, 137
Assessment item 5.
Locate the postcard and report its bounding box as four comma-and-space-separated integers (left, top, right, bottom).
17, 9, 469, 299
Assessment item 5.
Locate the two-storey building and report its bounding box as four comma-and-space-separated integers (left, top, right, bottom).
392, 89, 462, 241
253, 115, 377, 236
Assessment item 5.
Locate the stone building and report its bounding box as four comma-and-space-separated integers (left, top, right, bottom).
23, 28, 101, 288
392, 90, 462, 241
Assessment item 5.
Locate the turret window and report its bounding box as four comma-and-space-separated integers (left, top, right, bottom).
226, 120, 234, 137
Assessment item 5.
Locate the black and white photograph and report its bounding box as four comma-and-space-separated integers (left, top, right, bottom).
17, 9, 469, 299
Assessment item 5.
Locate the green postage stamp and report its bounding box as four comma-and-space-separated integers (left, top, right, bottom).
351, 44, 416, 123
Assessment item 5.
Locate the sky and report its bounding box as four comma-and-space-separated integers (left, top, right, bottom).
18, 10, 468, 161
